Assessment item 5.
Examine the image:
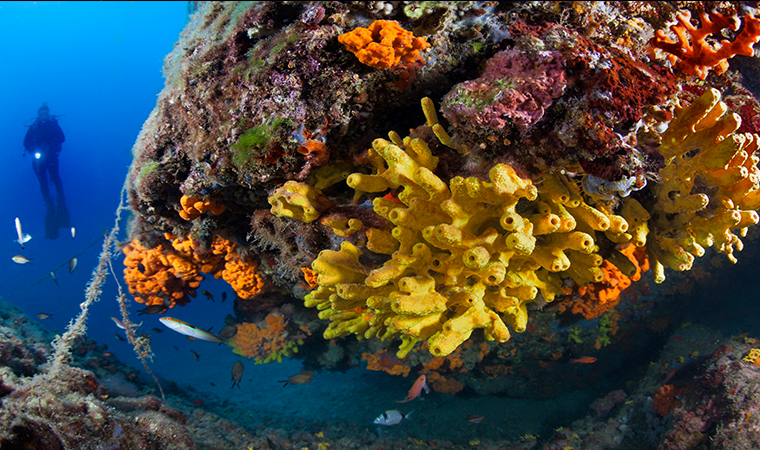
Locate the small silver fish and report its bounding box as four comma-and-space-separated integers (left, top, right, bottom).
110, 316, 126, 330
14, 217, 24, 249
70, 227, 76, 239
69, 257, 78, 273
374, 410, 412, 426
12, 255, 32, 264
159, 317, 224, 343
50, 271, 59, 287
14, 233, 31, 246
36, 312, 53, 320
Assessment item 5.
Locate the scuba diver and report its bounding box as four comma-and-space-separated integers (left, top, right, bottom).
23, 103, 70, 239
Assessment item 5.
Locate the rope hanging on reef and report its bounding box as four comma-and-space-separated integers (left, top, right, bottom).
44, 184, 165, 400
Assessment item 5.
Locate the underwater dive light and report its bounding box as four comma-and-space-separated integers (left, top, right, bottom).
34, 152, 41, 159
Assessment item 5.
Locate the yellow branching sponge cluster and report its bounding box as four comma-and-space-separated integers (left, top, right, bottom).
304, 102, 629, 357
268, 180, 334, 223
303, 93, 760, 357
647, 88, 760, 282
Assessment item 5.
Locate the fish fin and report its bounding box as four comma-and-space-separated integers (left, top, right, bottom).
405, 410, 414, 420
395, 398, 411, 403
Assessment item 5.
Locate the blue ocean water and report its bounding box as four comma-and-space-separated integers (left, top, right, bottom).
0, 0, 185, 358
3, 2, 760, 446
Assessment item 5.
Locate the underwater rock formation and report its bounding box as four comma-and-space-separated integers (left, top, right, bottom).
122, 0, 760, 394
0, 299, 263, 450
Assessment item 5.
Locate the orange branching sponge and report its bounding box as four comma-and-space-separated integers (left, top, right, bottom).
123, 234, 265, 306
230, 322, 266, 359
179, 194, 226, 221
416, 346, 467, 394
559, 245, 649, 319
651, 10, 760, 80
653, 384, 684, 416
122, 240, 202, 308
222, 256, 265, 300
301, 267, 319, 289
230, 312, 299, 363
425, 371, 464, 395
483, 364, 515, 378
338, 20, 430, 70
558, 263, 626, 320
362, 350, 411, 377
208, 236, 265, 299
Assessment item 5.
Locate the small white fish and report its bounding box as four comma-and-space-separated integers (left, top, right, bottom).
15, 217, 24, 249
110, 316, 126, 330
14, 233, 31, 245
69, 257, 78, 273
159, 317, 224, 343
70, 227, 76, 239
50, 271, 59, 287
374, 410, 413, 426
12, 255, 32, 264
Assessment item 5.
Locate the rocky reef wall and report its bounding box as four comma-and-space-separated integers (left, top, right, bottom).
122, 0, 760, 399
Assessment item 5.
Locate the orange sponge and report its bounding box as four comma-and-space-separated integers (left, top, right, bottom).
222, 256, 265, 300
651, 10, 760, 79
339, 20, 430, 69
179, 194, 226, 221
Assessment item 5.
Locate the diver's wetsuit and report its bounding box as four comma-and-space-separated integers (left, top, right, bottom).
23, 116, 69, 239
23, 117, 65, 207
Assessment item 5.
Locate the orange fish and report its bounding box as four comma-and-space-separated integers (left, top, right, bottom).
397, 374, 429, 403
570, 356, 597, 364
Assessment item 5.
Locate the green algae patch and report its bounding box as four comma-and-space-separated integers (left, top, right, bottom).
231, 118, 291, 172
136, 161, 160, 183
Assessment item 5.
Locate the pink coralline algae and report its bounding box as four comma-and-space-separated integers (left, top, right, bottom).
591, 389, 627, 417
441, 49, 566, 132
